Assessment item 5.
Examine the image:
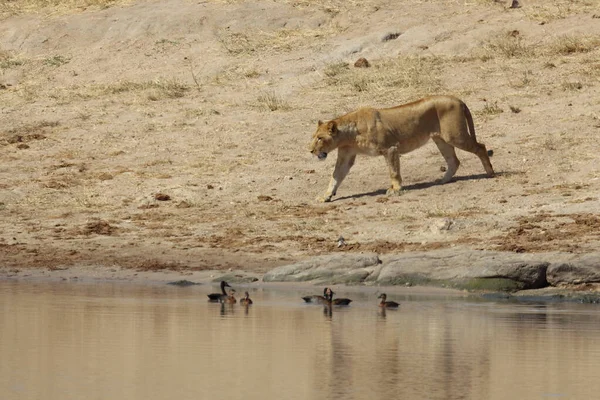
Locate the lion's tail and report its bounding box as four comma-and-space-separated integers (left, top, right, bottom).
462, 101, 493, 157
462, 101, 477, 142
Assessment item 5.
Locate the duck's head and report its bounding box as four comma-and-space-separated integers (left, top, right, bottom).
325, 288, 334, 299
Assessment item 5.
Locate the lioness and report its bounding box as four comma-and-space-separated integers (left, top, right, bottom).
309, 95, 495, 202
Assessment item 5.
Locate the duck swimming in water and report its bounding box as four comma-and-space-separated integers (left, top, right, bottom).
377, 293, 399, 308
325, 288, 352, 306
221, 289, 237, 304
240, 291, 253, 305
302, 288, 330, 304
207, 281, 231, 302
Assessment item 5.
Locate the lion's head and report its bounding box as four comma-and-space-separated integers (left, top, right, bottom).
309, 120, 338, 160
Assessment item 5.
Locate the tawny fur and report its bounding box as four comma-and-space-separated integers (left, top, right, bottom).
309, 95, 495, 202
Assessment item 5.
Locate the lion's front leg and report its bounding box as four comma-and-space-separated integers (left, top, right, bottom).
384, 146, 402, 196
319, 152, 356, 202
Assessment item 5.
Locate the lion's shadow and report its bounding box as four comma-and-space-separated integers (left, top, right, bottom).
333, 172, 502, 202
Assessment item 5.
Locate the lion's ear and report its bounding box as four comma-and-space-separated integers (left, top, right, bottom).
317, 120, 324, 126
326, 121, 337, 135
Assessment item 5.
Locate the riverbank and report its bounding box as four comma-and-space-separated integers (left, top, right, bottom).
2, 249, 599, 303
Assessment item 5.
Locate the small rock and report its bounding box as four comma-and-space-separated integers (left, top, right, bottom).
337, 236, 347, 248
167, 280, 200, 287
257, 195, 273, 201
354, 57, 370, 68
154, 193, 171, 201
430, 218, 454, 233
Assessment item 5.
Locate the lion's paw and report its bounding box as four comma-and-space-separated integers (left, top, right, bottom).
317, 195, 332, 203
386, 188, 401, 196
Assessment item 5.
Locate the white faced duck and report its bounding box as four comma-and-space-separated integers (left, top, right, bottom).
240, 291, 253, 305
377, 293, 399, 308
207, 281, 231, 302
220, 289, 237, 304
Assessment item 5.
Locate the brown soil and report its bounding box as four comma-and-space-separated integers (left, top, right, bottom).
1, 0, 599, 276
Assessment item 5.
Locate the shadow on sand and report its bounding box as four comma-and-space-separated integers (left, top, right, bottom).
333, 172, 503, 202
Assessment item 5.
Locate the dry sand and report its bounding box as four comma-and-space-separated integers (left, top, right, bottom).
1, 0, 599, 282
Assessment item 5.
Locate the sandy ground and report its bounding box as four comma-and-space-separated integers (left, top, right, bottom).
1, 0, 599, 281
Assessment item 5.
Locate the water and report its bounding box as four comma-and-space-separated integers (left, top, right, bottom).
1, 281, 600, 400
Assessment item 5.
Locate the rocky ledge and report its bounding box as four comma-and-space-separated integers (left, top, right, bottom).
263, 249, 600, 295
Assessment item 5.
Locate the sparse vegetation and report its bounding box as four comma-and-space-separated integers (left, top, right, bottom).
0, 0, 126, 17
479, 101, 503, 116
562, 81, 583, 91
216, 24, 346, 55
256, 91, 290, 111
524, 0, 598, 22
101, 79, 188, 97
322, 56, 444, 101
509, 105, 521, 114
481, 34, 532, 59
0, 51, 24, 69
548, 35, 600, 55
44, 55, 70, 67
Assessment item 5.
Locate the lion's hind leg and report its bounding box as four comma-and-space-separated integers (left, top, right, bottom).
432, 137, 460, 184
451, 139, 495, 178
474, 143, 495, 177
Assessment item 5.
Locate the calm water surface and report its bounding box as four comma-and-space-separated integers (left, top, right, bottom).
1, 281, 600, 400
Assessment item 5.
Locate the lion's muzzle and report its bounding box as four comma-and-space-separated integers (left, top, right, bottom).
316, 152, 328, 160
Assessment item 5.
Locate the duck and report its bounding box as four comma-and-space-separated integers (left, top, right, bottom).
221, 289, 237, 304
240, 291, 253, 305
207, 281, 232, 302
377, 293, 399, 308
302, 287, 330, 304
326, 288, 352, 306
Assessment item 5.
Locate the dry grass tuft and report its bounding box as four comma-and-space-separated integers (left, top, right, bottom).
102, 78, 189, 98
44, 55, 70, 67
547, 35, 600, 56
0, 0, 130, 17
256, 91, 291, 111
478, 101, 503, 116
0, 50, 25, 69
481, 34, 533, 59
37, 78, 191, 104
479, 31, 599, 61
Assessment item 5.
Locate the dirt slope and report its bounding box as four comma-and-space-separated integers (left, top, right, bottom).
1, 0, 599, 273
